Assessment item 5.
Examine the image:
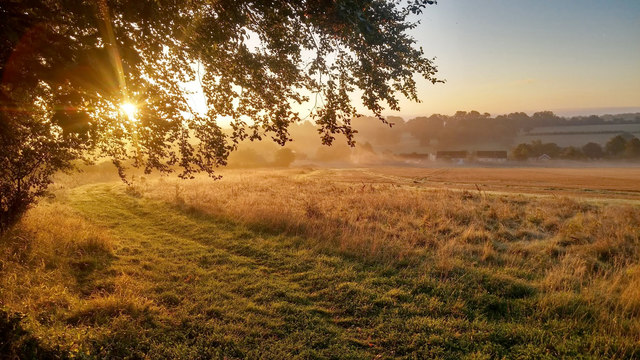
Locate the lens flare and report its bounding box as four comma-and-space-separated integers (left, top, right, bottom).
120, 102, 138, 120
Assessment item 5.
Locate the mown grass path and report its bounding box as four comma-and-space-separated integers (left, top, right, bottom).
68, 183, 413, 359
65, 183, 636, 359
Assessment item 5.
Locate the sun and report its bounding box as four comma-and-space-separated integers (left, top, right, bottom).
120, 102, 138, 120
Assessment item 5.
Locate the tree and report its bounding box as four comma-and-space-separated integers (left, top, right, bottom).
531, 111, 563, 127
273, 148, 296, 167
625, 137, 640, 159
227, 148, 268, 168
511, 143, 532, 161
606, 135, 627, 157
582, 142, 604, 159
351, 116, 405, 147
535, 141, 561, 158
404, 114, 446, 146
0, 0, 440, 231
559, 146, 584, 160
0, 102, 83, 232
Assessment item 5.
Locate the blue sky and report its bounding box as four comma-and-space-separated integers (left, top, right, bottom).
383, 0, 640, 117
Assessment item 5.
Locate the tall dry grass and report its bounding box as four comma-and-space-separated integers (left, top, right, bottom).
138, 168, 640, 338
0, 201, 152, 354
1, 202, 113, 307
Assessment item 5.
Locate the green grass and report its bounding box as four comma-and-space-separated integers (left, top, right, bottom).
2, 182, 639, 359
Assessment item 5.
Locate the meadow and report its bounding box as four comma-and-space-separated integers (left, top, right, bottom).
2, 166, 640, 359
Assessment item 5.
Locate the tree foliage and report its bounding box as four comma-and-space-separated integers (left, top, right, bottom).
0, 94, 85, 232
273, 148, 296, 167
1, 0, 440, 175
625, 138, 640, 159
582, 142, 603, 159
0, 0, 440, 231
606, 135, 628, 157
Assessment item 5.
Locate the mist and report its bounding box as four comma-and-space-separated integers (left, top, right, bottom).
225, 110, 640, 168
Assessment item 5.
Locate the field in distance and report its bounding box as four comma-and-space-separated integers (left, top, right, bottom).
2, 166, 640, 359
333, 167, 640, 202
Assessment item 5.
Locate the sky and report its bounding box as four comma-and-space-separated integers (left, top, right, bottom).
187, 1, 640, 121
383, 0, 640, 118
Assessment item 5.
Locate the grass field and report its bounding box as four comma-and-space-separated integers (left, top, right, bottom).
2, 167, 640, 359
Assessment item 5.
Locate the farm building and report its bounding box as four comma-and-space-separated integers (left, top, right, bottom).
476, 150, 508, 162
436, 151, 468, 162
397, 152, 432, 164
398, 152, 430, 160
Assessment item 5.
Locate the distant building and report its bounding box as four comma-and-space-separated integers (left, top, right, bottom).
538, 154, 551, 161
476, 150, 508, 162
436, 151, 468, 162
398, 152, 430, 160
397, 152, 431, 164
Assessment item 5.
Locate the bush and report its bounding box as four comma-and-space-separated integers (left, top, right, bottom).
0, 107, 82, 233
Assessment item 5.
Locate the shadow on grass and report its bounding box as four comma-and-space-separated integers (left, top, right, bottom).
0, 309, 66, 360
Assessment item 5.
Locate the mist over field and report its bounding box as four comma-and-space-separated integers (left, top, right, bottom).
223, 111, 640, 168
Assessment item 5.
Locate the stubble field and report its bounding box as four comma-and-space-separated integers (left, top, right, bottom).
1, 166, 639, 359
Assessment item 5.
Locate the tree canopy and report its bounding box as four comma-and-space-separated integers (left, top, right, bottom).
0, 0, 440, 230
1, 0, 440, 177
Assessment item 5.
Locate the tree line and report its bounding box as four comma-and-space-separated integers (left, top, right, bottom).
348, 111, 640, 150
511, 135, 640, 161
225, 113, 640, 167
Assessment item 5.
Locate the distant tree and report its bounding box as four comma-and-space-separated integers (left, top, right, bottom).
606, 135, 628, 157
569, 115, 604, 126
625, 138, 640, 159
404, 115, 445, 146
511, 143, 532, 161
527, 140, 560, 158
273, 148, 296, 167
360, 142, 376, 153
0, 0, 440, 232
511, 140, 564, 161
582, 142, 604, 159
227, 148, 268, 168
531, 111, 563, 127
351, 116, 405, 147
496, 112, 530, 129
315, 143, 352, 163
560, 146, 585, 160
539, 142, 562, 158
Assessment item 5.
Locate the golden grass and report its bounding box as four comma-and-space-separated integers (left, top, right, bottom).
138, 168, 640, 336
0, 201, 154, 354
1, 202, 113, 307
2, 166, 640, 358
